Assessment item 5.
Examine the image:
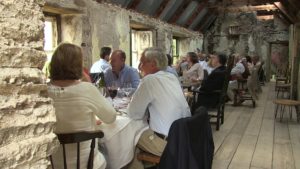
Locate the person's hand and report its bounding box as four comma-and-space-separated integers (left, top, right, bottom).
191, 77, 199, 82
96, 120, 102, 125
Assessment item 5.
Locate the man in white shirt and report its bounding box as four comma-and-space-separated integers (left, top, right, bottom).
90, 47, 111, 73
90, 47, 111, 82
128, 47, 191, 169
227, 54, 245, 101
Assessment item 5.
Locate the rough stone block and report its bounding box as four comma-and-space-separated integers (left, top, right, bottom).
0, 47, 46, 68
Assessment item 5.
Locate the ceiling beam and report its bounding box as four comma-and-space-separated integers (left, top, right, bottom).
286, 0, 300, 9
126, 0, 142, 10
274, 2, 297, 23
154, 0, 171, 18
185, 0, 209, 28
212, 4, 278, 13
168, 0, 193, 23
257, 15, 274, 20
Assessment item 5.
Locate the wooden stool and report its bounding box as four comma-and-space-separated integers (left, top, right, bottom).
276, 83, 291, 98
273, 99, 300, 122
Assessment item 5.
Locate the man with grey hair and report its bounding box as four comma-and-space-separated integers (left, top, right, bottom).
127, 47, 191, 168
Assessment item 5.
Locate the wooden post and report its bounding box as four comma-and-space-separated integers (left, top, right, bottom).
290, 23, 300, 99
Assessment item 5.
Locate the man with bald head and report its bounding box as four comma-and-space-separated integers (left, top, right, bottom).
104, 50, 140, 89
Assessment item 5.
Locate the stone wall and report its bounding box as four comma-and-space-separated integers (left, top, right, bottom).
203, 12, 289, 80
44, 0, 203, 68
0, 0, 59, 168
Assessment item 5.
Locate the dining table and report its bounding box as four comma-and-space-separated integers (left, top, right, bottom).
97, 97, 148, 169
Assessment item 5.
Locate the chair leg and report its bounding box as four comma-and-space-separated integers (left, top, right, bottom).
275, 104, 279, 119
216, 109, 220, 131
289, 106, 292, 120
280, 105, 286, 122
221, 105, 225, 124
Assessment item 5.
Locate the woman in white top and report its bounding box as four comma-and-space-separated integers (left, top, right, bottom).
184, 52, 204, 82
48, 43, 116, 169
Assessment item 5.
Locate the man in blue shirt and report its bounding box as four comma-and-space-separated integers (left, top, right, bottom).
104, 50, 140, 89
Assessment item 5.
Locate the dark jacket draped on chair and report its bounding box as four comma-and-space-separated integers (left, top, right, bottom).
158, 107, 214, 169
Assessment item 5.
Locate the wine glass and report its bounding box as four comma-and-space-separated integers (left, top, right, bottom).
108, 81, 118, 99
123, 82, 132, 97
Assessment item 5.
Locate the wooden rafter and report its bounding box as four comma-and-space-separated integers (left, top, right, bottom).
127, 0, 142, 10
196, 13, 212, 32
274, 2, 297, 23
286, 0, 300, 9
185, 0, 209, 28
212, 4, 277, 13
168, 0, 192, 23
154, 0, 171, 18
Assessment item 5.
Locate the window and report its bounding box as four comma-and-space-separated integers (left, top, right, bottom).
172, 38, 179, 57
172, 38, 179, 65
130, 29, 153, 69
43, 13, 60, 78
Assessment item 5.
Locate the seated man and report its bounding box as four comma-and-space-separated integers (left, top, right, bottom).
194, 53, 227, 109
104, 50, 140, 88
90, 47, 111, 83
165, 54, 178, 77
227, 54, 245, 102
128, 47, 191, 168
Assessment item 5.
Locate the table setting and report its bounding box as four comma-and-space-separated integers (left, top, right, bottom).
96, 84, 148, 169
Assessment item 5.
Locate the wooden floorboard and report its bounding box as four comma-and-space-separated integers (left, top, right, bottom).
212, 83, 300, 169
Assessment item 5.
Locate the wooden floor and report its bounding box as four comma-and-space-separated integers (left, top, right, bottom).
212, 83, 300, 169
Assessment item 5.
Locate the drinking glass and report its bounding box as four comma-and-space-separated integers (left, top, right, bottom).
123, 82, 132, 97
108, 81, 118, 99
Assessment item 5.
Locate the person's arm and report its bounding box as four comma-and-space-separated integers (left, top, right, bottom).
127, 78, 153, 120
197, 64, 204, 81
104, 69, 113, 87
130, 68, 140, 89
89, 85, 116, 124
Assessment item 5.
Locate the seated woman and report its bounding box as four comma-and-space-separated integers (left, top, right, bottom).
194, 53, 227, 109
184, 52, 204, 83
48, 43, 116, 169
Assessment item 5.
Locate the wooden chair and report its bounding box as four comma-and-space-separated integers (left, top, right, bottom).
276, 83, 291, 98
192, 55, 234, 130
233, 78, 256, 107
273, 99, 300, 122
50, 130, 104, 169
275, 67, 290, 91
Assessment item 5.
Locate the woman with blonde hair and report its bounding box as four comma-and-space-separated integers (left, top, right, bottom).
48, 43, 116, 169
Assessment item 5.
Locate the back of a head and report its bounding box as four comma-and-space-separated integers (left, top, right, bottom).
143, 47, 167, 70
216, 53, 227, 66
100, 47, 112, 59
50, 43, 83, 80
232, 53, 241, 63
187, 52, 199, 64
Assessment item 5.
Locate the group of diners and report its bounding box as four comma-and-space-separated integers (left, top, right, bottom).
47, 42, 262, 169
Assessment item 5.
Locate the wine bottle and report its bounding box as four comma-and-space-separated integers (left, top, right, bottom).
97, 72, 107, 96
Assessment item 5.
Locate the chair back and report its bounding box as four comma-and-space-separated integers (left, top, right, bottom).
203, 69, 209, 81
50, 130, 104, 169
217, 54, 235, 106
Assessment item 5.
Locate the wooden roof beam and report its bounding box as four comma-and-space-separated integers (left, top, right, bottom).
127, 0, 142, 10
213, 4, 278, 13
274, 2, 298, 23
154, 0, 171, 18
185, 0, 209, 28
168, 0, 192, 23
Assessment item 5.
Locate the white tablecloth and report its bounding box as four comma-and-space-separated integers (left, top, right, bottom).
98, 98, 148, 169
